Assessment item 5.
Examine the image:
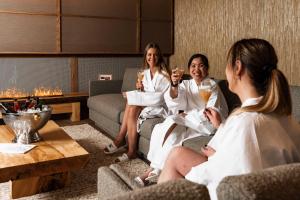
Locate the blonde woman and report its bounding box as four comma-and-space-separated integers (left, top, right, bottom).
104, 43, 170, 162
158, 39, 300, 200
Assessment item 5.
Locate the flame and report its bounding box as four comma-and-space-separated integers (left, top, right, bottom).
0, 86, 63, 98
0, 87, 29, 98
33, 86, 62, 97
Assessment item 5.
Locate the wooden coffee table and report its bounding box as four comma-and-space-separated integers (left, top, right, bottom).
0, 120, 90, 199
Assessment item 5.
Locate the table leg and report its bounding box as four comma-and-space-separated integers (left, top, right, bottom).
70, 102, 80, 122
10, 171, 70, 199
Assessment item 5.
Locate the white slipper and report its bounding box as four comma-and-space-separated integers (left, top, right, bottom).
104, 143, 127, 155
115, 153, 130, 163
134, 176, 145, 187
145, 168, 160, 182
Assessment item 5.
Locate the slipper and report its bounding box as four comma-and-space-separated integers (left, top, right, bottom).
115, 153, 130, 163
104, 143, 127, 155
134, 176, 145, 187
145, 168, 160, 182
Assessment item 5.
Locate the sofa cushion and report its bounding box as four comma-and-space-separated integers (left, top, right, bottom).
291, 85, 300, 122
109, 179, 210, 200
97, 166, 131, 199
121, 67, 139, 92
217, 163, 300, 200
120, 111, 125, 124
87, 93, 125, 123
139, 118, 165, 140
109, 158, 150, 189
216, 79, 241, 113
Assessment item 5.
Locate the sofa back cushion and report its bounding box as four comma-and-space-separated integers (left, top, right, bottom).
217, 163, 300, 200
121, 67, 139, 92
290, 85, 300, 122
216, 79, 241, 113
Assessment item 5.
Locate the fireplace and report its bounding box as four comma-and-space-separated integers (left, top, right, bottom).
0, 86, 63, 99
0, 85, 88, 122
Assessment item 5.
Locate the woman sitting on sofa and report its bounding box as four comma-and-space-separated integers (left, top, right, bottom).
104, 42, 170, 162
134, 54, 228, 185
158, 38, 300, 200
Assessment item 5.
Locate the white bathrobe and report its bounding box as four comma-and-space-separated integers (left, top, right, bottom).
126, 69, 170, 130
147, 78, 228, 170
185, 97, 300, 200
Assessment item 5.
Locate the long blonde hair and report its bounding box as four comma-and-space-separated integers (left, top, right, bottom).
228, 38, 291, 116
142, 42, 169, 76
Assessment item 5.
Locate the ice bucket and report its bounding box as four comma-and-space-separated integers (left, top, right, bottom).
2, 107, 52, 144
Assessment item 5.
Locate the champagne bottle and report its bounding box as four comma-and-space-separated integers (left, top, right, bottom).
13, 99, 20, 112
0, 102, 17, 113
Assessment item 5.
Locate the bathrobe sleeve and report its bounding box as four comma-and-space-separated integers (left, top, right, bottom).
164, 82, 188, 115
126, 90, 166, 106
183, 80, 228, 134
126, 70, 170, 107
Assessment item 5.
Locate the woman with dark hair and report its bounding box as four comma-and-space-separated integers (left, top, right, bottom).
158, 39, 300, 200
134, 53, 228, 185
104, 42, 170, 162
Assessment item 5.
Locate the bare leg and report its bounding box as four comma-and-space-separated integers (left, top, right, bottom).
158, 147, 207, 183
113, 103, 130, 147
126, 105, 142, 158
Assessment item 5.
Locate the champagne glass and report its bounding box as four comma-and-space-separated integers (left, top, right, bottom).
171, 66, 185, 86
198, 79, 213, 107
137, 69, 144, 92
172, 66, 185, 79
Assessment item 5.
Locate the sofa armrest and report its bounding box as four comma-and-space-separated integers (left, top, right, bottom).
217, 163, 300, 200
107, 179, 210, 200
89, 80, 123, 97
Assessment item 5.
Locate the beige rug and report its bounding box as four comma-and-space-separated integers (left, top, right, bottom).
0, 124, 123, 200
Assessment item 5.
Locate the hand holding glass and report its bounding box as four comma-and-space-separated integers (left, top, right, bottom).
171, 67, 185, 84
199, 79, 213, 107
137, 70, 144, 91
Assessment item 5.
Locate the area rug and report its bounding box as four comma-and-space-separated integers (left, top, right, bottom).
0, 124, 124, 200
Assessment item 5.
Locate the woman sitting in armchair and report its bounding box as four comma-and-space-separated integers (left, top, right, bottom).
158, 38, 300, 200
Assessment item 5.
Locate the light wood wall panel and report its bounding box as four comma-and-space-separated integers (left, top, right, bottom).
171, 0, 300, 85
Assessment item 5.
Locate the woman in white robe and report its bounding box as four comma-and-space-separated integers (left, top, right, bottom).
135, 54, 228, 185
158, 38, 300, 200
104, 43, 170, 162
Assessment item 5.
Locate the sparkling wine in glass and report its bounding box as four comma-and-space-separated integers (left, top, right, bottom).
137, 69, 145, 91
199, 79, 213, 107
173, 67, 184, 79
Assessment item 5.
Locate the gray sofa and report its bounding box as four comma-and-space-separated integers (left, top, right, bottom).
105, 163, 300, 200
87, 67, 241, 156
88, 67, 166, 156
90, 67, 300, 199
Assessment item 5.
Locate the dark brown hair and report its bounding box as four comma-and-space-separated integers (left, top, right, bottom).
228, 38, 291, 115
187, 53, 209, 71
